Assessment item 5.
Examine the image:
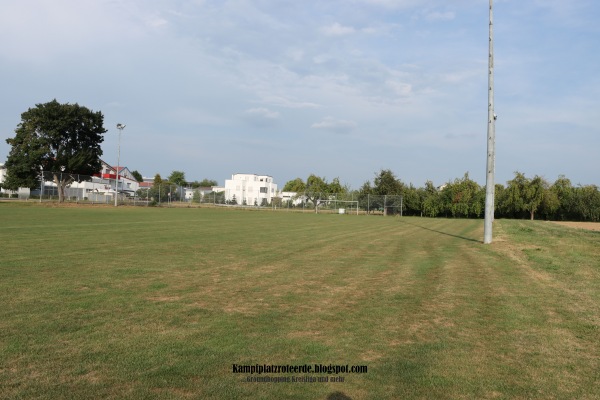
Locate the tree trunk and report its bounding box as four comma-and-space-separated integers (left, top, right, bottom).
53, 174, 64, 203
53, 173, 73, 203
530, 209, 534, 221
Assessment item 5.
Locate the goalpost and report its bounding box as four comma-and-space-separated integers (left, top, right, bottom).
318, 200, 359, 215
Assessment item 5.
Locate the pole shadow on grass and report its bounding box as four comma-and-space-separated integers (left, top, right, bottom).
326, 392, 352, 400
400, 220, 481, 243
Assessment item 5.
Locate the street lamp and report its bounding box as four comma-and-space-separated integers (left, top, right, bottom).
40, 165, 43, 203
115, 123, 126, 206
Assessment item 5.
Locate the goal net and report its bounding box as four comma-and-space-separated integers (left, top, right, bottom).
317, 200, 359, 215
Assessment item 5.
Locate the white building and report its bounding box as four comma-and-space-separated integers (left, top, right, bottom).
278, 190, 304, 206
50, 160, 140, 200
0, 163, 7, 192
224, 173, 278, 205
1, 160, 140, 200
0, 163, 16, 196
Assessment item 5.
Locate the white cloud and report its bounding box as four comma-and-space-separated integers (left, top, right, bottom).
425, 11, 455, 21
245, 108, 280, 120
386, 80, 413, 97
321, 22, 356, 36
1, 0, 599, 188
144, 14, 169, 28
285, 48, 305, 62
260, 95, 320, 109
360, 0, 425, 9
311, 117, 357, 134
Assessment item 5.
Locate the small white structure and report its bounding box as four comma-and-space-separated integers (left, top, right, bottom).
278, 190, 304, 206
224, 173, 278, 205
0, 163, 29, 198
0, 163, 9, 195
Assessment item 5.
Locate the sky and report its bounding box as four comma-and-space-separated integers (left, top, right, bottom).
1, 0, 599, 189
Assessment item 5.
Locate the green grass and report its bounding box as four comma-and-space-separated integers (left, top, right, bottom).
1, 203, 599, 399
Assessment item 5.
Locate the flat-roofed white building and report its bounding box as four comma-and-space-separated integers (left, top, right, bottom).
224, 173, 278, 205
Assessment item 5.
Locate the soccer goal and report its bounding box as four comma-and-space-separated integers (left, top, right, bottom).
318, 200, 359, 215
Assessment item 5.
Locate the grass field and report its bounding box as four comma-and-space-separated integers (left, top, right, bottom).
1, 203, 599, 399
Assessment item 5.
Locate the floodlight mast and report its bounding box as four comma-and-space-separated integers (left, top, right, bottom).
115, 123, 126, 207
483, 0, 496, 244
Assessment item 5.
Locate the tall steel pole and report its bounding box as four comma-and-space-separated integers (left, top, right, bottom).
115, 123, 126, 207
483, 0, 496, 244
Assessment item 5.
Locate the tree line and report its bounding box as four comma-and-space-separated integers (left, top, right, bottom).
284, 170, 600, 222
4, 100, 598, 219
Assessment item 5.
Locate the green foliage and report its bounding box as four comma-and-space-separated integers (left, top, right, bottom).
328, 177, 347, 195
574, 185, 600, 222
422, 181, 442, 217
551, 176, 576, 220
282, 178, 306, 192
441, 173, 483, 218
131, 170, 143, 183
373, 169, 404, 195
191, 179, 218, 188
145, 174, 180, 202
168, 171, 186, 186
501, 172, 549, 220
192, 190, 201, 203
4, 99, 106, 201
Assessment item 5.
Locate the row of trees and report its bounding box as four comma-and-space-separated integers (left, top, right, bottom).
135, 172, 220, 203
283, 170, 600, 222
3, 101, 598, 220
159, 170, 218, 189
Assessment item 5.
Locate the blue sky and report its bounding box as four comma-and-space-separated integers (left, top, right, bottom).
1, 0, 598, 189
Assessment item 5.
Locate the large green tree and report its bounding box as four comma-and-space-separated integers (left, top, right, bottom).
4, 100, 106, 202
503, 172, 549, 220
148, 173, 169, 203
304, 174, 331, 212
373, 169, 405, 215
574, 185, 600, 222
422, 181, 442, 217
168, 171, 186, 186
441, 173, 483, 218
282, 178, 306, 192
551, 175, 576, 220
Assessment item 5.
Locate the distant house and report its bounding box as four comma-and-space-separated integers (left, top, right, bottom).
97, 163, 140, 197
38, 159, 141, 200
224, 173, 278, 205
2, 160, 143, 200
278, 190, 304, 206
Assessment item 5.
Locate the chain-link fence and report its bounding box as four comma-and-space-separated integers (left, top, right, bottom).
0, 171, 151, 205
2, 174, 404, 215
273, 192, 403, 215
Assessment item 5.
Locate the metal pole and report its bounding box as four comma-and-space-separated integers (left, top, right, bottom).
115, 123, 126, 206
400, 195, 403, 217
484, 0, 496, 244
40, 169, 43, 203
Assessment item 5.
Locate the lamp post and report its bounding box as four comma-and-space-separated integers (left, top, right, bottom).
40, 166, 43, 203
115, 123, 126, 206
